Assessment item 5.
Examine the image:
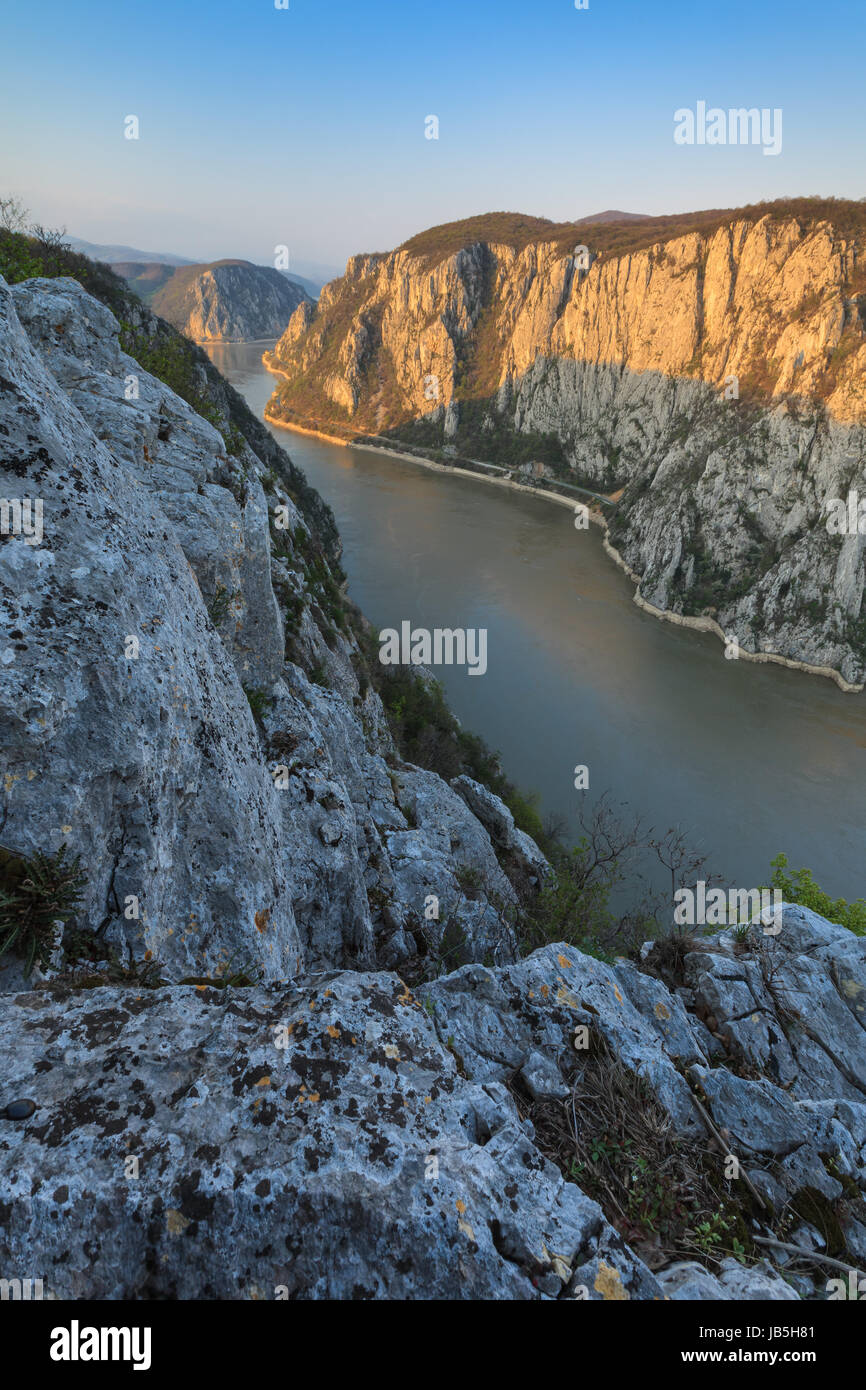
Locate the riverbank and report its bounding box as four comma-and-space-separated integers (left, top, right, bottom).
263, 396, 863, 696
598, 537, 863, 694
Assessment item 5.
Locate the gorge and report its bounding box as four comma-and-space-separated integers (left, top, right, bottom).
264, 201, 866, 691
207, 338, 866, 908
1, 228, 865, 1304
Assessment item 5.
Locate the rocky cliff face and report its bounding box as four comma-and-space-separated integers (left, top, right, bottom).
266, 207, 866, 687
151, 259, 311, 342
3, 272, 866, 1301
0, 274, 529, 986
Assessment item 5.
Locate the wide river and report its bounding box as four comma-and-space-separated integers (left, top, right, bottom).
206, 341, 866, 904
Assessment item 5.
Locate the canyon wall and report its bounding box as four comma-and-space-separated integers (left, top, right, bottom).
266, 211, 866, 686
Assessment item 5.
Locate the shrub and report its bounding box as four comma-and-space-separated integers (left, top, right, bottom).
208, 581, 237, 627
768, 853, 866, 936
0, 844, 86, 976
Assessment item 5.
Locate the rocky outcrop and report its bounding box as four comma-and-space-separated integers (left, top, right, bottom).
265, 205, 866, 687
2, 908, 865, 1299
151, 260, 311, 342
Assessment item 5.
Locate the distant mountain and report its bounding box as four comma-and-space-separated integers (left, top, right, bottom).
577, 209, 653, 224
109, 261, 178, 302
277, 268, 323, 300
67, 237, 194, 266
149, 259, 313, 342
73, 239, 325, 311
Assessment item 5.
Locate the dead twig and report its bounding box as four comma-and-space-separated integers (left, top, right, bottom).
689, 1092, 768, 1211
753, 1236, 866, 1281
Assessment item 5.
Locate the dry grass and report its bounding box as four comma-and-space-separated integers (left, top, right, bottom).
507, 1032, 755, 1272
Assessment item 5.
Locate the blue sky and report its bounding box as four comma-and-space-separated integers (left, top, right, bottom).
1, 0, 863, 273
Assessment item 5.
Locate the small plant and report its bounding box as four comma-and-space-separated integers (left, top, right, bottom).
180, 950, 264, 990
455, 865, 483, 896
693, 1209, 731, 1254
223, 423, 247, 458
208, 581, 237, 627
0, 844, 86, 977
244, 686, 271, 720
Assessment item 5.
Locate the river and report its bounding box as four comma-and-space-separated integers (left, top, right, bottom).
205, 340, 866, 904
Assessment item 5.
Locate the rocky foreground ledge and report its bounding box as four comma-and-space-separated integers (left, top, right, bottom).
2, 905, 865, 1300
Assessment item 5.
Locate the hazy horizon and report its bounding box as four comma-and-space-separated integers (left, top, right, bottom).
2, 0, 864, 270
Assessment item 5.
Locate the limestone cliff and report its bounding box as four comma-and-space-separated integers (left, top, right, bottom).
265, 202, 866, 688
151, 258, 311, 342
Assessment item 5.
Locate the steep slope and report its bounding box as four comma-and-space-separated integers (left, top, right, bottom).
0, 271, 536, 984
151, 258, 312, 341
265, 199, 866, 688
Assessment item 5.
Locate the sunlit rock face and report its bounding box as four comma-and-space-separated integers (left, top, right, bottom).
267, 214, 866, 686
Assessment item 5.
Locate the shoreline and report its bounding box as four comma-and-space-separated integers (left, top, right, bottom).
261, 375, 864, 696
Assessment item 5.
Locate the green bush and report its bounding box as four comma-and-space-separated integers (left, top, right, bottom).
0, 224, 131, 314
522, 841, 619, 961
769, 854, 866, 936
0, 231, 43, 283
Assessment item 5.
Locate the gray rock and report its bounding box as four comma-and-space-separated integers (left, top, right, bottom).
0, 275, 536, 986
0, 276, 302, 983
658, 1258, 800, 1301
426, 946, 703, 1138
451, 775, 551, 886
0, 972, 659, 1300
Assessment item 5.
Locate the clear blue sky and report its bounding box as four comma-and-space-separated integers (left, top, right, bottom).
1, 0, 863, 273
